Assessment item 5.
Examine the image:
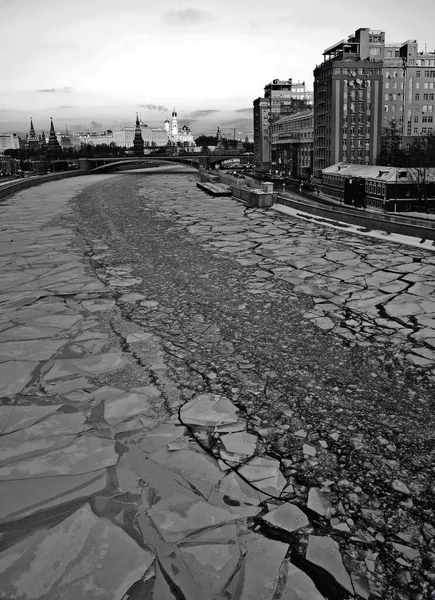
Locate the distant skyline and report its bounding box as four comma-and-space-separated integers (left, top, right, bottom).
2, 0, 435, 134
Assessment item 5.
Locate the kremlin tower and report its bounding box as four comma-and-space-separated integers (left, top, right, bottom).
27, 118, 39, 151
133, 113, 144, 157
47, 118, 60, 153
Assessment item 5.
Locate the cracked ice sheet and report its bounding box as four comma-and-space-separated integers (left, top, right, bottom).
103, 388, 159, 425
0, 504, 154, 600
0, 470, 107, 522
226, 533, 289, 600
0, 404, 60, 434
0, 413, 89, 465
42, 352, 127, 380
147, 491, 236, 543
180, 393, 241, 427
0, 361, 39, 397
0, 434, 118, 479
179, 542, 242, 599
280, 561, 326, 600
306, 535, 353, 594
238, 456, 287, 497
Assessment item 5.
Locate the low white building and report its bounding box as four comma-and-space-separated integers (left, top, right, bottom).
0, 132, 20, 154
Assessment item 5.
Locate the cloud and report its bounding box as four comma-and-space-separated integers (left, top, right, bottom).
188, 109, 220, 118
57, 105, 74, 109
235, 107, 252, 113
164, 8, 213, 25
90, 120, 102, 129
37, 87, 73, 94
138, 104, 168, 113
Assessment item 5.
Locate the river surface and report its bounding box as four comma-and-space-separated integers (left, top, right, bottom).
68, 171, 435, 599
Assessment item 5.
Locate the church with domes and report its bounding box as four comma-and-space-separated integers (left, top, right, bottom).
164, 109, 196, 150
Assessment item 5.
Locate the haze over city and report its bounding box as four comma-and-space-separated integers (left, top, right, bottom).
1, 0, 435, 135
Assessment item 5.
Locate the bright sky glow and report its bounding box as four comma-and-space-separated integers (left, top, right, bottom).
1, 0, 435, 134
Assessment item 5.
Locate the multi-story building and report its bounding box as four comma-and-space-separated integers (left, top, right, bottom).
253, 79, 313, 169
253, 97, 270, 167
383, 40, 435, 146
270, 110, 314, 179
0, 132, 20, 154
112, 125, 168, 148
313, 28, 385, 178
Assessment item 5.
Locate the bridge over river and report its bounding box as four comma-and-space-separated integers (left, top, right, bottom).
77, 153, 252, 173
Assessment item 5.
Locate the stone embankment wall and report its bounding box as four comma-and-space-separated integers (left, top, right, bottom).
277, 193, 435, 241
0, 171, 86, 203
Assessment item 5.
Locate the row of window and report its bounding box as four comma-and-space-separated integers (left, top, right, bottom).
365, 181, 386, 196
343, 139, 370, 148
333, 67, 381, 75
415, 59, 435, 67
416, 70, 435, 77
385, 104, 434, 113
414, 93, 435, 101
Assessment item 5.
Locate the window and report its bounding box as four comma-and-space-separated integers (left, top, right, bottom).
425, 70, 430, 77
416, 94, 420, 100
414, 127, 418, 134
415, 116, 419, 123
385, 82, 390, 89
416, 71, 421, 77
384, 105, 389, 112
416, 82, 420, 89
429, 116, 434, 123
385, 93, 389, 101
422, 127, 427, 133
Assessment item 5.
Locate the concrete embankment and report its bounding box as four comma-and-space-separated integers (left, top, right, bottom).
277, 191, 435, 241
203, 169, 435, 241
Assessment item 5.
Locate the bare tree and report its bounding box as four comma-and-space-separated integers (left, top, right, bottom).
405, 134, 435, 212
378, 119, 405, 166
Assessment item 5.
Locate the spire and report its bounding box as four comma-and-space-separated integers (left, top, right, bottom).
47, 117, 60, 153
29, 117, 36, 138
133, 113, 144, 157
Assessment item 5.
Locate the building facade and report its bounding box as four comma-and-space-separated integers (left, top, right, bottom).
253, 79, 313, 169
321, 162, 435, 211
270, 110, 314, 179
313, 28, 385, 179
0, 132, 20, 154
382, 40, 435, 146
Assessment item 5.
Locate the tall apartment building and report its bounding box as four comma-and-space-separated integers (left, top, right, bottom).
253, 97, 269, 166
253, 79, 313, 168
383, 40, 435, 145
313, 28, 384, 178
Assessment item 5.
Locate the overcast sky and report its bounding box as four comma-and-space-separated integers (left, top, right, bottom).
1, 0, 435, 133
